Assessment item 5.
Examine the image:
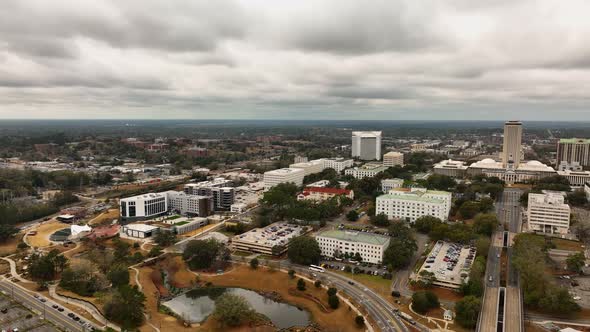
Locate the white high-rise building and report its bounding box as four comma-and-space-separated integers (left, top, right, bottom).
315, 230, 390, 264
166, 191, 213, 217
383, 151, 404, 167
381, 178, 404, 192
502, 121, 523, 169
375, 188, 452, 222
352, 131, 382, 160
263, 168, 305, 190
527, 192, 571, 234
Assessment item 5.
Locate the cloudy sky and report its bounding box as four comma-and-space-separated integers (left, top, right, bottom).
1, 0, 590, 120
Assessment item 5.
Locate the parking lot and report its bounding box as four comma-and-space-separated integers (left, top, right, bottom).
0, 295, 60, 332
557, 275, 590, 308
320, 259, 391, 278
417, 241, 476, 289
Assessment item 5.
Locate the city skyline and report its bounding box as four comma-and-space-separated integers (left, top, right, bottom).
1, 0, 590, 120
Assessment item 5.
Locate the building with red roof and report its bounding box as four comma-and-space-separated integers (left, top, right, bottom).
297, 187, 354, 202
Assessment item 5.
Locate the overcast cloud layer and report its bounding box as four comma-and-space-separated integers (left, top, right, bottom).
1, 0, 590, 120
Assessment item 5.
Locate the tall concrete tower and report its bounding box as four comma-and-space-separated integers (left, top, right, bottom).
502, 121, 522, 169
351, 131, 382, 160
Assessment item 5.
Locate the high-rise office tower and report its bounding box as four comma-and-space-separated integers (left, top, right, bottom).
502, 121, 522, 169
351, 131, 382, 160
557, 138, 590, 168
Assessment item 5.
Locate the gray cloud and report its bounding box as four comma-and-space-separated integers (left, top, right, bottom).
1, 0, 590, 120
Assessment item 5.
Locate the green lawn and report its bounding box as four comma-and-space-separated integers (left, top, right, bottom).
335, 270, 392, 296
233, 250, 252, 256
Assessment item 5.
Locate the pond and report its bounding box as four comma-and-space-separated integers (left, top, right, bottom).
162, 287, 311, 328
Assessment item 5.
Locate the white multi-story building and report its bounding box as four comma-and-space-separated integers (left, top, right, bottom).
315, 230, 390, 264
557, 170, 590, 188
352, 131, 382, 160
381, 178, 404, 192
383, 151, 404, 167
263, 168, 305, 190
184, 178, 235, 210
527, 192, 571, 234
376, 188, 452, 222
166, 191, 213, 217
321, 158, 354, 173
120, 193, 168, 221
433, 159, 469, 178
289, 159, 325, 176
344, 163, 388, 179
502, 121, 523, 169
585, 182, 590, 201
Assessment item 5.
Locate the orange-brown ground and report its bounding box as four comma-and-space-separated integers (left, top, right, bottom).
87, 208, 119, 226
200, 265, 364, 332
0, 232, 24, 256
26, 221, 68, 248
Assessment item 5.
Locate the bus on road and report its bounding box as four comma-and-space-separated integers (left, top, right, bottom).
309, 265, 325, 273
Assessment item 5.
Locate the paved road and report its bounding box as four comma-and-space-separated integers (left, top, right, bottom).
391, 233, 429, 298
0, 278, 100, 332
285, 263, 424, 332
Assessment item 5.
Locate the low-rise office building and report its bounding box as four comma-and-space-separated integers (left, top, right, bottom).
315, 230, 390, 264
527, 192, 571, 235
231, 222, 307, 255
383, 151, 404, 167
433, 159, 469, 178
289, 160, 326, 176
344, 163, 388, 179
263, 168, 305, 190
322, 158, 354, 173
376, 188, 452, 222
120, 224, 159, 239
381, 178, 404, 192
297, 187, 354, 201
557, 170, 590, 188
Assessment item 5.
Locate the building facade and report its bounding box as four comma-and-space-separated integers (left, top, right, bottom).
376, 188, 452, 222
585, 182, 590, 201
289, 160, 325, 176
557, 138, 590, 168
315, 230, 390, 264
381, 178, 404, 192
184, 178, 235, 210
297, 187, 354, 201
120, 193, 168, 221
263, 168, 305, 190
352, 131, 382, 160
502, 121, 523, 169
433, 159, 469, 178
321, 158, 354, 173
557, 170, 590, 188
166, 191, 213, 217
344, 163, 388, 179
527, 192, 571, 234
383, 151, 404, 167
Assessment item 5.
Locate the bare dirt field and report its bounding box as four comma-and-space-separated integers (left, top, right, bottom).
26, 221, 68, 248
88, 208, 119, 226
0, 232, 24, 256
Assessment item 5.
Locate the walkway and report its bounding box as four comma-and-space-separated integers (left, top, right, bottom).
48, 284, 121, 331
1, 255, 33, 283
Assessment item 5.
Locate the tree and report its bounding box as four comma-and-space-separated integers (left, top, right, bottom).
355, 315, 365, 327
418, 270, 436, 288
314, 280, 321, 288
213, 293, 255, 327
346, 210, 359, 221
478, 197, 495, 213
250, 258, 259, 269
183, 239, 223, 270
28, 249, 68, 281
288, 269, 295, 279
566, 252, 585, 274
104, 285, 146, 329
568, 190, 588, 207
455, 296, 481, 328
327, 287, 338, 297
149, 246, 162, 257
425, 174, 456, 191
353, 252, 362, 262
328, 294, 340, 309
412, 291, 440, 314
459, 201, 480, 219
297, 278, 306, 291
370, 213, 390, 227
475, 237, 491, 258
153, 231, 178, 247
414, 216, 442, 234
60, 259, 109, 296
0, 224, 18, 242
473, 214, 498, 236
107, 264, 130, 288
538, 286, 580, 314
113, 239, 130, 262
384, 231, 417, 269
288, 236, 321, 265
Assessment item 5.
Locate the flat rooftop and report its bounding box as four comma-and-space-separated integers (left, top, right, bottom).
264, 168, 304, 175
418, 241, 476, 288
316, 230, 389, 246
233, 222, 304, 247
